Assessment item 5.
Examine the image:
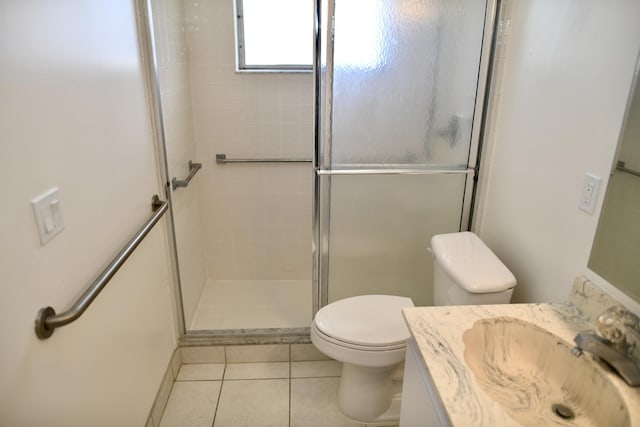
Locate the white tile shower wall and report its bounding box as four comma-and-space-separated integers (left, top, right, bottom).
152, 0, 208, 325
186, 0, 314, 280
474, 0, 640, 303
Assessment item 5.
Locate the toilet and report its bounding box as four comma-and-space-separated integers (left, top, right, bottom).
310, 231, 516, 424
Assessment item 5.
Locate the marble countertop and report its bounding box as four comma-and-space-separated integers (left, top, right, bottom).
402, 301, 640, 426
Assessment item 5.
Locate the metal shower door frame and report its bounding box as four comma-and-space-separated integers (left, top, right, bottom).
311, 0, 501, 314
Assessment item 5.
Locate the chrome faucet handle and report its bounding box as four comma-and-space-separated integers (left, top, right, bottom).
596, 306, 640, 356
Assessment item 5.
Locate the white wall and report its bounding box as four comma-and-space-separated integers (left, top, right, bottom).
0, 1, 177, 426
475, 0, 640, 303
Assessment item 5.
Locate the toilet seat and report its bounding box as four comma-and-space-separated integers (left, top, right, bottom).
314, 295, 414, 348
311, 322, 407, 352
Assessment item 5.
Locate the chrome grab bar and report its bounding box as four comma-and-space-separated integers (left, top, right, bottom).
172, 161, 202, 190
616, 160, 640, 178
216, 153, 312, 164
34, 195, 169, 339
316, 168, 474, 175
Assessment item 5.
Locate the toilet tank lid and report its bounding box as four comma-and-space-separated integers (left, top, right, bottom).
431, 232, 516, 293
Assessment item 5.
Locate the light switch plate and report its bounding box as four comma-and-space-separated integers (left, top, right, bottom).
31, 187, 65, 245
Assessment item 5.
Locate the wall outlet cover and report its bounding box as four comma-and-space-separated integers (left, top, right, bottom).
578, 173, 601, 215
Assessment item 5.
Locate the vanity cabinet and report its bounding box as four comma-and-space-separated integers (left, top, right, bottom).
400, 338, 451, 427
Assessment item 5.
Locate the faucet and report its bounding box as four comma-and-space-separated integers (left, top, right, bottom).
572, 306, 640, 387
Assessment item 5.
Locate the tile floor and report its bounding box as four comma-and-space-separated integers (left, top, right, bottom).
190, 280, 312, 330
159, 360, 398, 427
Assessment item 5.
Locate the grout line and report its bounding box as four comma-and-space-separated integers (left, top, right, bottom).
290, 375, 342, 379
288, 344, 292, 427
222, 361, 290, 365
221, 377, 290, 381
210, 364, 227, 427
289, 375, 292, 427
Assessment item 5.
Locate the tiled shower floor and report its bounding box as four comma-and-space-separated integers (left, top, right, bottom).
158, 360, 398, 427
190, 280, 312, 330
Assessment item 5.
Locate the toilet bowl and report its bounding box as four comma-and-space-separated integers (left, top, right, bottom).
310, 295, 414, 423
311, 231, 517, 424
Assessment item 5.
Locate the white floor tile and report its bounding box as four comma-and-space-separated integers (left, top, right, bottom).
291, 377, 361, 427
177, 364, 226, 381
291, 360, 342, 378
367, 423, 400, 427
224, 362, 290, 380
159, 381, 222, 427
214, 379, 289, 427
180, 346, 226, 364
225, 344, 290, 363
291, 343, 332, 361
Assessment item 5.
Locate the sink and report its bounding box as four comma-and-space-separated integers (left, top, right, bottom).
462, 317, 629, 427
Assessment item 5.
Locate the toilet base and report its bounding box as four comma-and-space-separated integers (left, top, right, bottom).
337, 362, 404, 424
356, 396, 402, 426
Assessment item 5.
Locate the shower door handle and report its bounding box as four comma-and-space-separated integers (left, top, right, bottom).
216, 153, 312, 164
172, 161, 202, 190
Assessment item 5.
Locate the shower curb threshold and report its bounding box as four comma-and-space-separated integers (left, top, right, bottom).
179, 327, 311, 346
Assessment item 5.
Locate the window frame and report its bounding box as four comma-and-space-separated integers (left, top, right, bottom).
234, 0, 313, 73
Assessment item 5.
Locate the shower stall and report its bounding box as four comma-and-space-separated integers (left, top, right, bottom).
314, 0, 493, 311
144, 0, 496, 343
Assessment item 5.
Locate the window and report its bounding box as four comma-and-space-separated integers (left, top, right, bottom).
333, 0, 384, 70
235, 0, 313, 71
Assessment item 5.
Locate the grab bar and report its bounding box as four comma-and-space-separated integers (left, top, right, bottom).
616, 160, 640, 178
34, 195, 169, 339
172, 161, 202, 190
216, 153, 312, 164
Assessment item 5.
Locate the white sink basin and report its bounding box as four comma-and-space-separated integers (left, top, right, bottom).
462, 317, 629, 427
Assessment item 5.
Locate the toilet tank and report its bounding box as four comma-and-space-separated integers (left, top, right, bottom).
430, 232, 516, 306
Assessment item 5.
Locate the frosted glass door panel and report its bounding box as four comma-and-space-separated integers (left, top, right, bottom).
325, 174, 467, 306
330, 0, 487, 168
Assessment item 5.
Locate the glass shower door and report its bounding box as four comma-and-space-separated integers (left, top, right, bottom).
314, 0, 492, 307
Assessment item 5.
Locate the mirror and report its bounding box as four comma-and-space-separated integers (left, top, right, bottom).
589, 66, 640, 302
